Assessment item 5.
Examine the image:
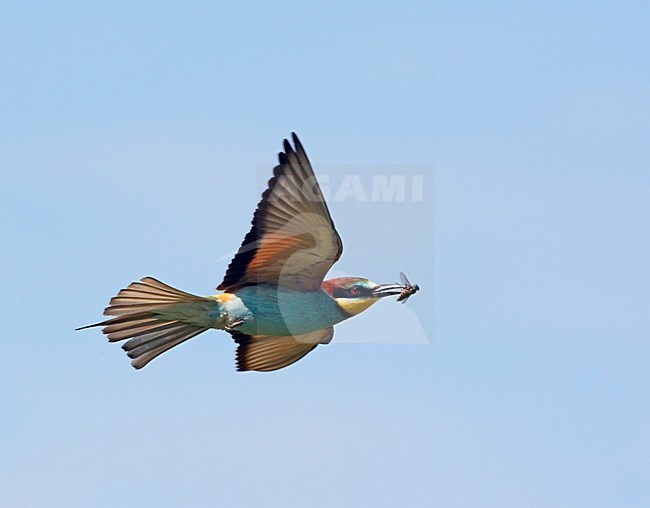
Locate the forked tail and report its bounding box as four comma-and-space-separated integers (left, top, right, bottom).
77, 277, 211, 369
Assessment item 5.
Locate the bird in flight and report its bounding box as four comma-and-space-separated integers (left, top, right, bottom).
78, 133, 419, 372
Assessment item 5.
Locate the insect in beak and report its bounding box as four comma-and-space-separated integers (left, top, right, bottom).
372, 273, 420, 303
396, 272, 420, 303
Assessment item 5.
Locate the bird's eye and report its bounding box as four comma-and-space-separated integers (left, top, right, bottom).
350, 286, 362, 296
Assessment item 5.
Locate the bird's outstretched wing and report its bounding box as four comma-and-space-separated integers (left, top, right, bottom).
218, 133, 343, 292
229, 327, 334, 372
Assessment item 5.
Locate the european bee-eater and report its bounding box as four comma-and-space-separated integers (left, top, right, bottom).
79, 133, 418, 372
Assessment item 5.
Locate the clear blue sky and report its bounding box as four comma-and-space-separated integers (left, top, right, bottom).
2, 2, 649, 507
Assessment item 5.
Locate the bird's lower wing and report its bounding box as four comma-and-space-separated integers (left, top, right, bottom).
229, 327, 334, 372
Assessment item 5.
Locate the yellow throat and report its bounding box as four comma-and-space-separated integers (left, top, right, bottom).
336, 297, 379, 316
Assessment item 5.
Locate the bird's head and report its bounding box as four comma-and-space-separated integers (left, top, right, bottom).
322, 277, 404, 316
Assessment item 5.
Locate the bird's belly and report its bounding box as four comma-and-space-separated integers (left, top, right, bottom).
228, 287, 345, 336
239, 313, 328, 336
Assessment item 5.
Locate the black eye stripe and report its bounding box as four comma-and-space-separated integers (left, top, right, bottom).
333, 285, 371, 298
333, 288, 354, 298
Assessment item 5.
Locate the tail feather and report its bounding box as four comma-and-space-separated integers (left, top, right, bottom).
103, 277, 202, 317
122, 325, 192, 353
124, 324, 208, 370
77, 277, 210, 369
105, 320, 182, 342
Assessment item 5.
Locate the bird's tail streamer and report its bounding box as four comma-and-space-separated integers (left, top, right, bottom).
77, 277, 210, 369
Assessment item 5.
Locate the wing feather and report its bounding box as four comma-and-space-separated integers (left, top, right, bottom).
230, 327, 334, 372
218, 133, 343, 292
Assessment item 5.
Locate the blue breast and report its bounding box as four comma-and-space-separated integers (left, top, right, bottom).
225, 286, 348, 336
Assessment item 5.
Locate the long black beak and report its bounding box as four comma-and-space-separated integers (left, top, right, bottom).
372, 284, 404, 298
